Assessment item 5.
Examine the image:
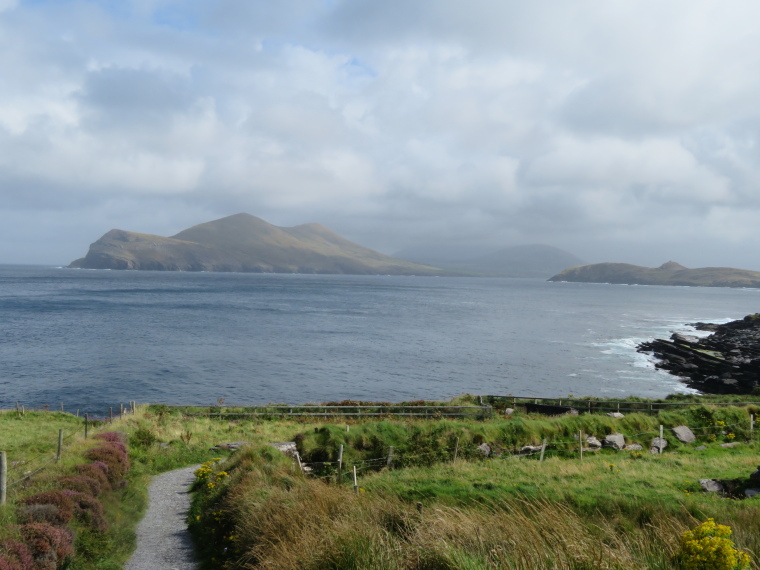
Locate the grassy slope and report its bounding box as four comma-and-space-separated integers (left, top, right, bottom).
550, 262, 760, 287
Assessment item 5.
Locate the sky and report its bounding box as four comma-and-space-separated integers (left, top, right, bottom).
2, 0, 760, 269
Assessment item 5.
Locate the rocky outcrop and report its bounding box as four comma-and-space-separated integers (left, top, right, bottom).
637, 314, 760, 394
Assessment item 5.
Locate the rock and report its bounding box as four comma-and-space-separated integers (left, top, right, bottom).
211, 441, 253, 451
720, 442, 740, 448
477, 443, 492, 457
749, 466, 760, 481
694, 445, 707, 451
268, 442, 297, 456
699, 479, 724, 493
606, 412, 624, 418
745, 488, 760, 498
602, 433, 626, 450
651, 437, 668, 453
672, 425, 696, 444
586, 436, 602, 449
503, 408, 514, 416
624, 444, 643, 451
519, 445, 542, 455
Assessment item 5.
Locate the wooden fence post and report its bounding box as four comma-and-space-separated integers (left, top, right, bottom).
751, 414, 755, 439
60, 402, 64, 413
579, 431, 584, 461
540, 439, 547, 462
109, 408, 113, 423
56, 429, 63, 463
453, 437, 459, 462
84, 414, 89, 439
0, 451, 6, 506
659, 425, 663, 454
353, 465, 358, 494
387, 446, 394, 469
337, 445, 344, 483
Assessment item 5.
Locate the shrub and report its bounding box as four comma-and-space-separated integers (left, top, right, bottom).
130, 427, 157, 448
93, 431, 127, 443
17, 504, 65, 527
20, 523, 74, 570
674, 518, 751, 570
65, 492, 108, 532
74, 463, 112, 492
20, 492, 75, 526
84, 444, 130, 483
0, 539, 34, 570
58, 474, 102, 497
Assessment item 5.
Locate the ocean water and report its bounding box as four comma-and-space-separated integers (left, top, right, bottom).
1, 265, 759, 414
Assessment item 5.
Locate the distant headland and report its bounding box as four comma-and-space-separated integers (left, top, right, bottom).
68, 213, 445, 275
548, 261, 760, 288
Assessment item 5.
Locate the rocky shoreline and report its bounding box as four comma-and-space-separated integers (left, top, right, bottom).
637, 314, 760, 394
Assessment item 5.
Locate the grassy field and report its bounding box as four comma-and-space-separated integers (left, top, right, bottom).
1, 399, 759, 569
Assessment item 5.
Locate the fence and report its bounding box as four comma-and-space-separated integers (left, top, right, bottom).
185, 404, 494, 420
484, 395, 760, 416
293, 413, 757, 490
0, 401, 138, 504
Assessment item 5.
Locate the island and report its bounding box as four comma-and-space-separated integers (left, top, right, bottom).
68, 213, 446, 275
638, 314, 760, 394
548, 261, 760, 288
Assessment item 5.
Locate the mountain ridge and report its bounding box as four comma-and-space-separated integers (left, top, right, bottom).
68, 213, 446, 275
548, 261, 760, 288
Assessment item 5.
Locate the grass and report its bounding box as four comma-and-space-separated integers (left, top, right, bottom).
2, 399, 760, 569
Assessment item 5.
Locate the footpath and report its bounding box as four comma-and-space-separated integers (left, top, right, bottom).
124, 465, 199, 570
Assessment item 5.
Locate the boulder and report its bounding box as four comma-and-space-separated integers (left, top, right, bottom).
650, 437, 668, 453
477, 443, 492, 457
694, 445, 707, 451
672, 425, 696, 444
720, 442, 740, 449
624, 444, 643, 451
606, 412, 625, 418
699, 479, 724, 493
586, 436, 602, 449
745, 488, 760, 498
602, 433, 626, 450
504, 408, 515, 416
519, 445, 542, 455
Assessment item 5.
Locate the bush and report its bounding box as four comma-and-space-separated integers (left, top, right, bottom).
64, 491, 108, 532
19, 523, 74, 570
20, 492, 75, 526
74, 463, 112, 492
0, 539, 34, 570
58, 474, 102, 497
93, 431, 127, 444
130, 427, 158, 448
84, 444, 130, 484
674, 518, 751, 570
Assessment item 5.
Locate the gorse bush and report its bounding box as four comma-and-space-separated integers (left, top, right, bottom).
675, 519, 751, 570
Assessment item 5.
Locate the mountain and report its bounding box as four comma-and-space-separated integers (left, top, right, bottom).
548, 261, 760, 287
394, 244, 585, 278
68, 213, 445, 275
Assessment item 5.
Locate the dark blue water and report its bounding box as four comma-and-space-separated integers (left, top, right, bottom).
1, 265, 759, 412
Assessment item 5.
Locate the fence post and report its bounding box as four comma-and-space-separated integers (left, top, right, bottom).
751, 414, 755, 439
540, 438, 547, 462
60, 402, 64, 413
56, 429, 63, 463
579, 431, 584, 460
295, 452, 303, 473
386, 446, 394, 470
353, 465, 358, 494
84, 414, 89, 439
109, 407, 113, 423
0, 451, 6, 505
453, 437, 459, 462
659, 425, 663, 454
337, 445, 343, 483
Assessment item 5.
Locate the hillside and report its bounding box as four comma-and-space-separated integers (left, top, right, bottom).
68, 213, 445, 275
548, 261, 760, 288
394, 243, 585, 277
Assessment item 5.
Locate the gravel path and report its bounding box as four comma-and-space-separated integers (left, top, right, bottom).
124, 465, 199, 570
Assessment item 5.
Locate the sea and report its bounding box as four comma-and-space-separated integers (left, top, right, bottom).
1, 265, 759, 414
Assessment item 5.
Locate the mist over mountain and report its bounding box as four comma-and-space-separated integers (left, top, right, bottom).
394, 244, 585, 278
69, 214, 445, 275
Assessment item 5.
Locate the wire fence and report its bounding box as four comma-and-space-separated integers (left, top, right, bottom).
294, 414, 757, 487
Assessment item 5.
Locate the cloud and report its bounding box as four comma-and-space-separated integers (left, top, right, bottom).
1, 0, 760, 269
